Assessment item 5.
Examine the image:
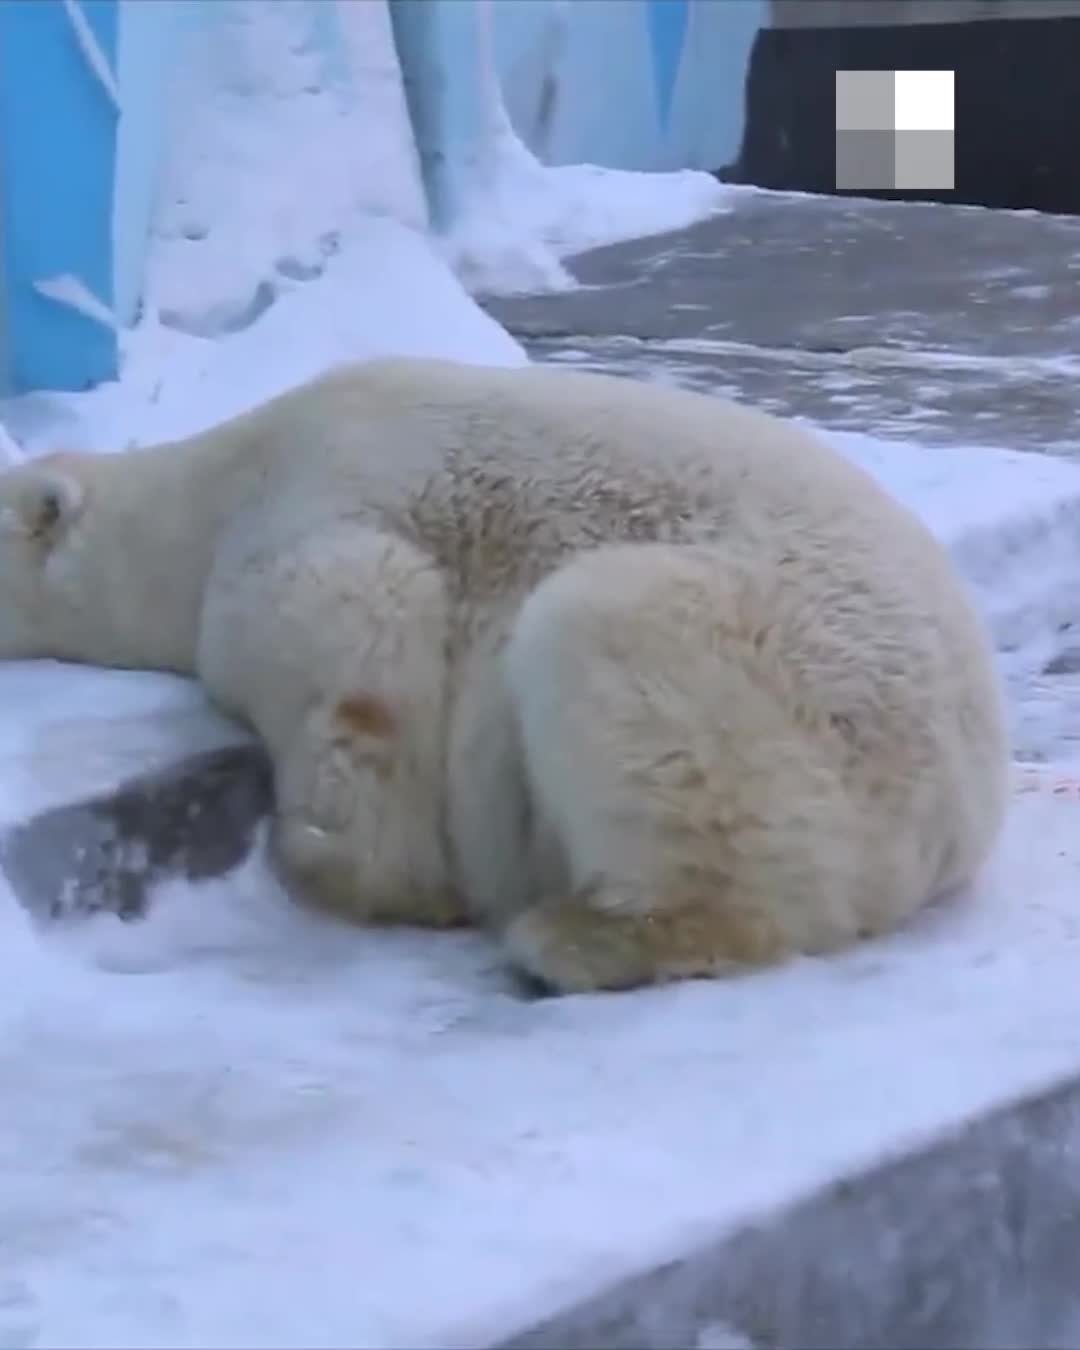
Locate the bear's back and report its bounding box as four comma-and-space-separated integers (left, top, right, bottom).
228, 358, 967, 639
273, 358, 928, 597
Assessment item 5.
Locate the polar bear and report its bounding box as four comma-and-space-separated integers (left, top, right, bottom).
0, 358, 1008, 992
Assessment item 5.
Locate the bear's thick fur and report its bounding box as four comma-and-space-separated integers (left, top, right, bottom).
0, 358, 1008, 991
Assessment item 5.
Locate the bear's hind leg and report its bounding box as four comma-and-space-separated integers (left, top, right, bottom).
274, 693, 463, 928
499, 544, 872, 993
198, 524, 462, 928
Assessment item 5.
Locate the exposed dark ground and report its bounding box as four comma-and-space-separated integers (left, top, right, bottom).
482, 188, 1080, 460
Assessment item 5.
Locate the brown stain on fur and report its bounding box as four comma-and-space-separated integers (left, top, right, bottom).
335, 694, 397, 739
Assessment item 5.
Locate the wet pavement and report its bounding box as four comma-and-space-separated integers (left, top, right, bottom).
483, 188, 1080, 458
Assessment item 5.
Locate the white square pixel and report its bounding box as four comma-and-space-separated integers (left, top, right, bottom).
894, 69, 954, 131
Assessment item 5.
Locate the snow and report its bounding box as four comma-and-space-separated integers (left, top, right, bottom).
0, 661, 246, 824
150, 0, 427, 338
1, 217, 526, 454
827, 426, 1080, 538
825, 428, 1080, 713
0, 773, 1079, 1349
435, 0, 734, 296
441, 140, 731, 299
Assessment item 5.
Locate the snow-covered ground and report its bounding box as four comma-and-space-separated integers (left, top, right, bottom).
1, 771, 1079, 1349
1, 3, 1080, 1345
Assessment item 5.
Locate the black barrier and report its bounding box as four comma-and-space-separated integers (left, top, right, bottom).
719, 14, 1080, 216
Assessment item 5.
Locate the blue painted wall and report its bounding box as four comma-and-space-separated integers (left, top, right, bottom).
0, 0, 119, 393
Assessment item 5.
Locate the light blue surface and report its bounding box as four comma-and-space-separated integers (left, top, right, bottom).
646, 0, 690, 129
0, 0, 119, 393
391, 0, 765, 226
391, 0, 492, 231
531, 0, 662, 169
113, 0, 184, 327
665, 0, 765, 171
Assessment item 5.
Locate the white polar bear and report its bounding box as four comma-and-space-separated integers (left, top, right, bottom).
0, 358, 1008, 992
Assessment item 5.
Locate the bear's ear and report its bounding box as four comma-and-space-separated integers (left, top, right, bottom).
8, 468, 85, 542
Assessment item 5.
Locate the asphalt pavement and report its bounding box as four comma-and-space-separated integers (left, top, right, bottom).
483, 188, 1080, 459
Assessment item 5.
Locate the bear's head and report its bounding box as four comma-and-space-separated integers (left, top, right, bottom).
0, 454, 88, 659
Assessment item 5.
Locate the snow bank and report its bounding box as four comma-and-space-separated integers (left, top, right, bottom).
0, 216, 525, 454
150, 0, 427, 338
440, 127, 732, 298
828, 429, 1080, 677
436, 0, 734, 296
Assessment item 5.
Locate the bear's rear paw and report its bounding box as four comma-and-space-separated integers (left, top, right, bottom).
273, 815, 468, 929
502, 884, 796, 994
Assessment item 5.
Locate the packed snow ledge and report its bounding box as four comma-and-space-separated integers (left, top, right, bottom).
1, 761, 1079, 1348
